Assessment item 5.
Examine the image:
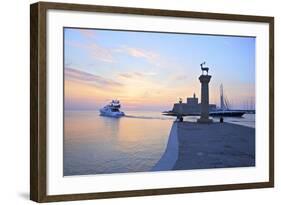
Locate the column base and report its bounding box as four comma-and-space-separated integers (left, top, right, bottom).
197, 118, 213, 123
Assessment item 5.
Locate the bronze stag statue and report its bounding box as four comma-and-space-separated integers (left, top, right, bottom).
200, 62, 209, 75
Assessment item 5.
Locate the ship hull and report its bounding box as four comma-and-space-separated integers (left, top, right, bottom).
210, 111, 245, 117
99, 109, 124, 118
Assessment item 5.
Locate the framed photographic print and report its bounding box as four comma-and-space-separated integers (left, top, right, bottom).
30, 1, 274, 202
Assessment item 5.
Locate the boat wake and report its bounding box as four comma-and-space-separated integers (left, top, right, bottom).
124, 115, 173, 120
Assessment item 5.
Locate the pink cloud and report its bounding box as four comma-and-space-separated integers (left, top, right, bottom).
67, 38, 160, 65
77, 29, 95, 39
88, 43, 114, 63
66, 40, 114, 63
126, 47, 158, 61
118, 71, 158, 80
65, 67, 123, 89
119, 73, 132, 79
115, 46, 160, 65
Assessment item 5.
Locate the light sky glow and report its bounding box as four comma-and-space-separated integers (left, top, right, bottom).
64, 28, 255, 111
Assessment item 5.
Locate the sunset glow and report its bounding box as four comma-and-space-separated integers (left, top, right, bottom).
64, 28, 255, 111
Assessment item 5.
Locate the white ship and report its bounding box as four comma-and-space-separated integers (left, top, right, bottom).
100, 100, 125, 117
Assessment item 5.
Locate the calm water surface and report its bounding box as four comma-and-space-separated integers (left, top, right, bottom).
64, 111, 255, 176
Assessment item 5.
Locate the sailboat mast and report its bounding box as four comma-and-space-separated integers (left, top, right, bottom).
220, 84, 225, 110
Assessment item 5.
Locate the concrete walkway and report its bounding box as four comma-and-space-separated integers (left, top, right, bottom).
173, 122, 255, 170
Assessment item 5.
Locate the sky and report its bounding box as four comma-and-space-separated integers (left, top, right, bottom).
64, 27, 255, 111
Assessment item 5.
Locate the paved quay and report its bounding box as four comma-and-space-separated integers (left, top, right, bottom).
173, 122, 255, 170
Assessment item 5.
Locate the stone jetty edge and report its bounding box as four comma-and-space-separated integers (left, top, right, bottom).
151, 122, 179, 171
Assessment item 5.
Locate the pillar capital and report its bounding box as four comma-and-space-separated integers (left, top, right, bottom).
199, 75, 212, 83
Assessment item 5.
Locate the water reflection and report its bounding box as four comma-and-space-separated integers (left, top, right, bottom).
63, 111, 255, 176
64, 110, 173, 176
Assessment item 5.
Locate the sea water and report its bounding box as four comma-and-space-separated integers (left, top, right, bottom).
63, 111, 255, 176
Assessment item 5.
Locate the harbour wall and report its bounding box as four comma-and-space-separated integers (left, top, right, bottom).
151, 122, 179, 171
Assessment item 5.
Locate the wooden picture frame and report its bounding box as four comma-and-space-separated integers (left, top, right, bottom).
30, 1, 274, 202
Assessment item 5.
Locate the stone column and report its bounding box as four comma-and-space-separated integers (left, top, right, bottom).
197, 75, 213, 123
